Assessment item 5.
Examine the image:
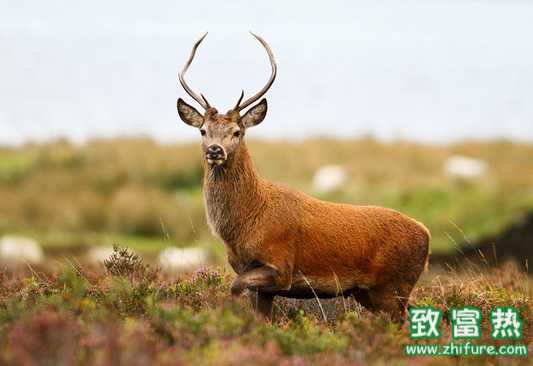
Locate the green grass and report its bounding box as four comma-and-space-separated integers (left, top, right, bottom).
11, 230, 228, 261
0, 151, 37, 184
376, 185, 532, 252
1, 137, 533, 256
7, 230, 172, 252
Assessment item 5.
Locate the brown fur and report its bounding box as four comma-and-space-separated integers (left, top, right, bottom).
193, 110, 430, 321
178, 87, 429, 323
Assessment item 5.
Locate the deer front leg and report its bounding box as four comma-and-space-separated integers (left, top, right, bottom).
230, 245, 294, 318
230, 266, 278, 296
231, 266, 280, 320
248, 291, 275, 319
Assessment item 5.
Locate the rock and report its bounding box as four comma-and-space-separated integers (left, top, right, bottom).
0, 235, 43, 265
312, 165, 348, 193
444, 155, 488, 180
158, 247, 207, 272
86, 246, 115, 264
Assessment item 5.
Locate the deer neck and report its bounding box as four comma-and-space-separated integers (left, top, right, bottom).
203, 142, 265, 242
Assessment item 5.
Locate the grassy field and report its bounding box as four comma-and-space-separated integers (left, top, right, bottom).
0, 247, 530, 365
1, 138, 532, 364
1, 137, 533, 259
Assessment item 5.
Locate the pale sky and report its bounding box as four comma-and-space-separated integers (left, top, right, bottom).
1, 0, 533, 145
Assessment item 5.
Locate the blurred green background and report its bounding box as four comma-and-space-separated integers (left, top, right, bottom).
1, 137, 532, 260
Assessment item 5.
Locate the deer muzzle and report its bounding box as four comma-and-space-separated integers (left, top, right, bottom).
206, 144, 226, 166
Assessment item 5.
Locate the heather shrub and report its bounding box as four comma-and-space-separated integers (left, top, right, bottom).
0, 256, 530, 365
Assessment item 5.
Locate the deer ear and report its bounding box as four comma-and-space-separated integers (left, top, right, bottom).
241, 99, 267, 128
177, 98, 204, 127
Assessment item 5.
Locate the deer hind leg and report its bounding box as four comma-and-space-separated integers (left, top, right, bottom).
349, 288, 374, 312
366, 282, 413, 323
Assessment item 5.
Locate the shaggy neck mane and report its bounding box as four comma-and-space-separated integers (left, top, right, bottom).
203, 142, 266, 243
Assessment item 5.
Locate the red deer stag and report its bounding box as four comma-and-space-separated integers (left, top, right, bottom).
176, 33, 430, 322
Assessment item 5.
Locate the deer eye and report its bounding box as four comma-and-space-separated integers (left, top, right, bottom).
233, 130, 241, 138
200, 129, 206, 136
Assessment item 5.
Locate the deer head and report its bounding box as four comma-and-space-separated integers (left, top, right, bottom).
177, 33, 276, 166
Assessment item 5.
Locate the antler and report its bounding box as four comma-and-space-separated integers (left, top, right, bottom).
179, 32, 211, 110
234, 32, 277, 112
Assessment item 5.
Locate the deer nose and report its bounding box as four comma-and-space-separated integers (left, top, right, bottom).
206, 144, 225, 160
207, 145, 223, 154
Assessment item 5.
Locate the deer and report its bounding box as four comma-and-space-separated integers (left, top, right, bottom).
176, 33, 430, 322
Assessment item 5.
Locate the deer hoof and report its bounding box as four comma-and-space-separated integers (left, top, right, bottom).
230, 279, 245, 296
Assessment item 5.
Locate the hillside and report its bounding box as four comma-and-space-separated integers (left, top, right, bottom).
1, 137, 532, 260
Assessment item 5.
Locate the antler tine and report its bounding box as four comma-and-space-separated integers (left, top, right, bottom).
233, 90, 244, 111
200, 94, 211, 109
179, 32, 209, 110
237, 32, 277, 112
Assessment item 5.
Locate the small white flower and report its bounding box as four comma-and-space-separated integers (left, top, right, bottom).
0, 235, 43, 264
158, 247, 207, 272
313, 165, 348, 193
444, 155, 488, 180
